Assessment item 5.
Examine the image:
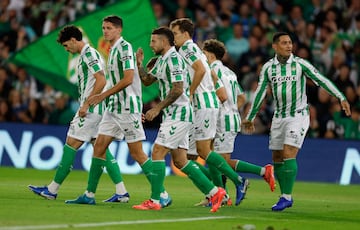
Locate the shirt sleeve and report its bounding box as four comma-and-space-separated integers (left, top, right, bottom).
245, 64, 269, 121
299, 58, 346, 101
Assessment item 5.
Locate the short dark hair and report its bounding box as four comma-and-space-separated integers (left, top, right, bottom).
103, 15, 123, 28
272, 32, 290, 43
202, 39, 226, 60
57, 25, 82, 44
152, 27, 175, 46
170, 18, 194, 37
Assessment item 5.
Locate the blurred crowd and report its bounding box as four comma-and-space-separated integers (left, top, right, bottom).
0, 0, 359, 139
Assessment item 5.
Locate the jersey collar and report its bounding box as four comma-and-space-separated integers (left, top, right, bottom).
162, 46, 176, 59
80, 43, 90, 55
273, 53, 294, 65
210, 60, 222, 68
111, 36, 124, 49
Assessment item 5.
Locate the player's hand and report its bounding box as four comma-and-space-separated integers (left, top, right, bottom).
341, 100, 351, 116
88, 94, 104, 106
242, 119, 255, 134
136, 48, 144, 67
145, 108, 160, 121
141, 113, 146, 123
78, 104, 88, 118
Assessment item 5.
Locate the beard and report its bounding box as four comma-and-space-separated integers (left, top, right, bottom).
154, 48, 163, 55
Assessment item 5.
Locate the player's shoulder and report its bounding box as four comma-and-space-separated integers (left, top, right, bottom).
181, 41, 198, 52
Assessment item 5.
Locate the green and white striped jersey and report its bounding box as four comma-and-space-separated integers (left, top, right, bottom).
106, 37, 142, 114
77, 44, 105, 115
211, 60, 244, 132
149, 47, 193, 122
178, 39, 219, 111
246, 54, 346, 121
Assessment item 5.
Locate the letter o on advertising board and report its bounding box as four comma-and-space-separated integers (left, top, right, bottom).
29, 137, 64, 170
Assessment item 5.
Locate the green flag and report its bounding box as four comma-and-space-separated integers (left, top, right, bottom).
7, 0, 158, 103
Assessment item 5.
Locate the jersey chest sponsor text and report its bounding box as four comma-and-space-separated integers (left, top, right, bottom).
270, 75, 298, 83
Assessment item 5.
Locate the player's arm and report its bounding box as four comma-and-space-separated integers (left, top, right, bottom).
211, 69, 227, 103
80, 71, 106, 117
138, 65, 157, 86
300, 59, 351, 116
243, 65, 269, 133
145, 81, 183, 121
103, 69, 134, 98
136, 48, 157, 86
237, 94, 246, 110
190, 59, 205, 97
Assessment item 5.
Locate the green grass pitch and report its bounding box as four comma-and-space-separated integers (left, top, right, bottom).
0, 167, 359, 230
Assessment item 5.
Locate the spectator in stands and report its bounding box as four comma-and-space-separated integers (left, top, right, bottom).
232, 2, 257, 38
0, 66, 12, 99
0, 97, 12, 122
17, 98, 45, 123
152, 1, 170, 27
215, 13, 233, 43
237, 35, 268, 90
47, 92, 74, 125
8, 88, 26, 122
225, 23, 249, 64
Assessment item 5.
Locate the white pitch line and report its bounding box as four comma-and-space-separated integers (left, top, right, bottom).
0, 216, 233, 230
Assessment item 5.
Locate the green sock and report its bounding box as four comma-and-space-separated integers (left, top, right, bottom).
274, 162, 285, 194
141, 159, 165, 193
140, 159, 153, 183
206, 151, 241, 185
192, 160, 211, 179
87, 157, 105, 193
282, 158, 298, 194
105, 149, 123, 184
235, 160, 262, 175
150, 161, 165, 201
208, 164, 224, 187
53, 144, 77, 184
181, 161, 214, 195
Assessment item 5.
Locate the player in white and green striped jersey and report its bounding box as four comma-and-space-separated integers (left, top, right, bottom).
133, 27, 226, 212
28, 25, 127, 203
202, 39, 276, 196
170, 18, 248, 206
243, 32, 351, 211
65, 16, 165, 205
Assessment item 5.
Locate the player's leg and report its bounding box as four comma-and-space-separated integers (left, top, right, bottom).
28, 112, 97, 199
198, 139, 249, 206
272, 113, 309, 211
172, 148, 226, 213
132, 143, 168, 210
103, 148, 129, 202
65, 133, 113, 204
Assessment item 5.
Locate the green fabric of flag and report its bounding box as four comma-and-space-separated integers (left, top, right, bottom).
7, 0, 158, 103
